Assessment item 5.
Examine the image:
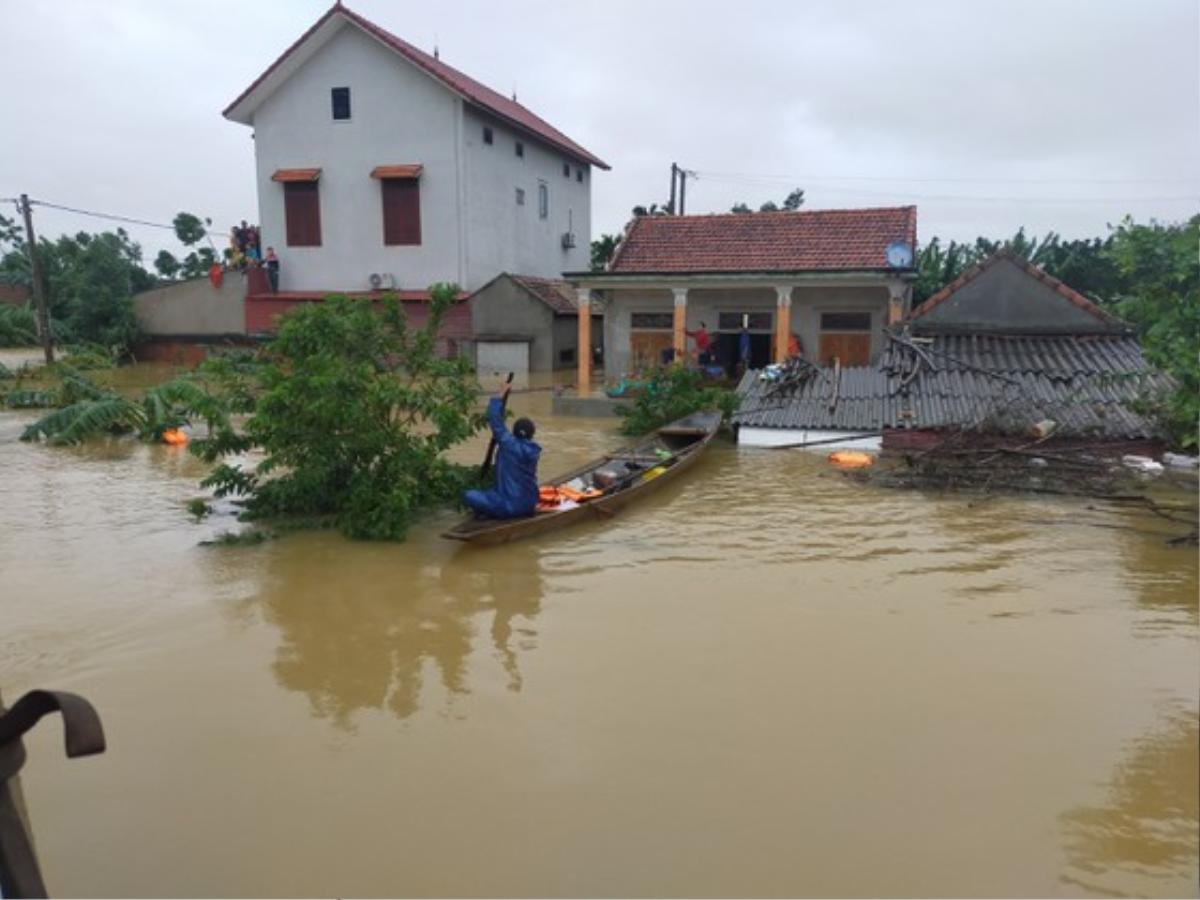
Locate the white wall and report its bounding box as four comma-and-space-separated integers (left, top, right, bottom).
251, 23, 463, 293
248, 21, 594, 294
737, 427, 882, 451
462, 107, 591, 286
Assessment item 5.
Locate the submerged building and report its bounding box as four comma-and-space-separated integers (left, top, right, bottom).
733, 251, 1172, 452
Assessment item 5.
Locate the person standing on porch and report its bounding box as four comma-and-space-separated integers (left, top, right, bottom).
738, 325, 751, 370
686, 321, 712, 364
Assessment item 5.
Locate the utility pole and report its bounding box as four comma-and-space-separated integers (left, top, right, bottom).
17, 195, 54, 365
669, 163, 678, 214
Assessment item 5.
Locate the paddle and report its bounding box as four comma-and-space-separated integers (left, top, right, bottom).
480, 372, 514, 479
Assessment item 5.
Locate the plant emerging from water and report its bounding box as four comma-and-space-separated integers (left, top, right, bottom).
12, 355, 237, 445
194, 287, 485, 540
617, 364, 739, 436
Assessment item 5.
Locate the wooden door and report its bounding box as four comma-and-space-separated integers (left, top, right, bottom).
818, 333, 871, 366
630, 331, 673, 371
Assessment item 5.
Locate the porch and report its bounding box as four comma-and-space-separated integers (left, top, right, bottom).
567, 276, 909, 388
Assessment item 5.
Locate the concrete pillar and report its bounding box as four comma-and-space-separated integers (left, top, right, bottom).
886, 279, 907, 325
774, 285, 793, 363
576, 287, 591, 394
672, 287, 688, 362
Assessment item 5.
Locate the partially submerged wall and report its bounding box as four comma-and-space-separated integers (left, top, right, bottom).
133, 275, 247, 338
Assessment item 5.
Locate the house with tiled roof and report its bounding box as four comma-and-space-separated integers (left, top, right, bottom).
223, 2, 606, 333
733, 250, 1171, 451
569, 206, 918, 386
468, 273, 602, 373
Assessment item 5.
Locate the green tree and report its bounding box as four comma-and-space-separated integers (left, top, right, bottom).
730, 187, 805, 214
171, 211, 219, 279
42, 230, 148, 350
0, 228, 149, 351
618, 365, 739, 436
590, 233, 619, 271
154, 249, 182, 281
172, 212, 209, 246
1108, 214, 1200, 449
196, 285, 486, 540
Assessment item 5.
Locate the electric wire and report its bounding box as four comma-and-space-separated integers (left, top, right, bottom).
24, 199, 178, 231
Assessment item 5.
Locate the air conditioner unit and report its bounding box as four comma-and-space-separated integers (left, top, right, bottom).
368, 272, 396, 290
561, 232, 577, 249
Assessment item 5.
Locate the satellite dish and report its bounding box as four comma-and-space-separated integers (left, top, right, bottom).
885, 240, 914, 269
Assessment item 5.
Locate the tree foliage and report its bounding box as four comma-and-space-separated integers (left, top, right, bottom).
0, 221, 148, 352
590, 233, 619, 271
195, 286, 486, 540
730, 187, 805, 214
0, 303, 39, 345
913, 226, 1122, 303
617, 365, 739, 436
1108, 215, 1199, 449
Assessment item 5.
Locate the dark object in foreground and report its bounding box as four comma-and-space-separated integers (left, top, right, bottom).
0, 690, 106, 899
444, 411, 721, 545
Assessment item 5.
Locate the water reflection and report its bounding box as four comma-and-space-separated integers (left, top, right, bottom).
257, 538, 544, 727
1061, 711, 1199, 895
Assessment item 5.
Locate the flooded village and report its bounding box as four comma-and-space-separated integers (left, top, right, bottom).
1, 2, 1197, 898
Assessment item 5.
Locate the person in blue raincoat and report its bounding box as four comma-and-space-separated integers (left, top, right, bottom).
463, 383, 541, 518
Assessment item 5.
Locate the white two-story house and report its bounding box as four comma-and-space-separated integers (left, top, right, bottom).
223, 2, 607, 334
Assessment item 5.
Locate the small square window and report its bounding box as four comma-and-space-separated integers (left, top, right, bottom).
331, 87, 351, 120
515, 141, 524, 158
515, 187, 525, 205
563, 163, 570, 177
483, 126, 493, 145
575, 167, 584, 182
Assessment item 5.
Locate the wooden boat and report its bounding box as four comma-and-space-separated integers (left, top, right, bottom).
442, 411, 722, 545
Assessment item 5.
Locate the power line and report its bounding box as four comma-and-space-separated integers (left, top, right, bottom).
25, 199, 178, 231
694, 168, 1200, 186
691, 172, 1199, 205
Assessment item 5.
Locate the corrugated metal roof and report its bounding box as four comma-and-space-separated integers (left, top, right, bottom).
733, 334, 1172, 439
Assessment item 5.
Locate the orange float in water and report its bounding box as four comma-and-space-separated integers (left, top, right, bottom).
162, 428, 188, 446
828, 450, 874, 469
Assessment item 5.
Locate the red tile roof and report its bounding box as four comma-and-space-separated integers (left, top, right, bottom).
369, 164, 423, 180
909, 250, 1119, 324
225, 4, 608, 170
607, 206, 917, 274
508, 275, 578, 315
271, 168, 321, 182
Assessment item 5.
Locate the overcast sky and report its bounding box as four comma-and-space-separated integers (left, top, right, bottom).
3, 0, 1197, 265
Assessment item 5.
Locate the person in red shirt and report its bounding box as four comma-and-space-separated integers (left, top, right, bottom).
686, 321, 713, 364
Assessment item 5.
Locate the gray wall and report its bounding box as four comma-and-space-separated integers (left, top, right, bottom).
470, 277, 557, 370
918, 257, 1113, 333
133, 276, 246, 336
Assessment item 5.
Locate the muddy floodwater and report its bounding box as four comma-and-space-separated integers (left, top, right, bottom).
1, 365, 1197, 897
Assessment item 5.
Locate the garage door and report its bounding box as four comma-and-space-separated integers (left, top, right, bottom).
475, 341, 530, 378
